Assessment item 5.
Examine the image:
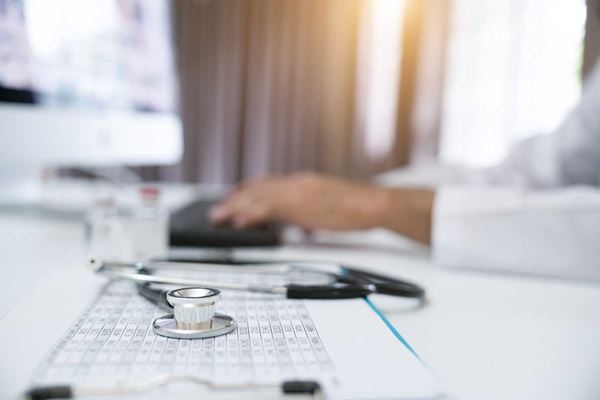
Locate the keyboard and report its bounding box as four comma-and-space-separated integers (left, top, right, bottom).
169, 199, 281, 248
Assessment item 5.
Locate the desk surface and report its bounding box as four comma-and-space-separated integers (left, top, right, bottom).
1, 196, 599, 400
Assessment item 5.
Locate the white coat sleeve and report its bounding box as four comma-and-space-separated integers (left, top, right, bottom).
433, 186, 600, 281
432, 61, 600, 280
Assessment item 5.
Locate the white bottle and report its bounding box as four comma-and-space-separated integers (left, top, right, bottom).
124, 187, 170, 261
86, 196, 130, 261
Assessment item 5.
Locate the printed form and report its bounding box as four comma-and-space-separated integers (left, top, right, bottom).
31, 269, 443, 400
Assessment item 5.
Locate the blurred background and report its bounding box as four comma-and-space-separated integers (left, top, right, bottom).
150, 0, 596, 183
1, 0, 599, 188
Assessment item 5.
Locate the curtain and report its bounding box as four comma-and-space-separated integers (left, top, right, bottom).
140, 0, 448, 184
146, 0, 361, 184
584, 0, 600, 79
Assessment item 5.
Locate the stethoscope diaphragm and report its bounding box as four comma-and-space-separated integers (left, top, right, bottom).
153, 312, 236, 339
152, 287, 236, 339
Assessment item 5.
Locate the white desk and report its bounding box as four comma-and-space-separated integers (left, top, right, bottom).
1, 198, 599, 400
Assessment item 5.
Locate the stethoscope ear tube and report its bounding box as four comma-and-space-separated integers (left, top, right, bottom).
137, 283, 171, 310
92, 257, 425, 301
342, 267, 425, 299
285, 283, 375, 299
369, 280, 424, 298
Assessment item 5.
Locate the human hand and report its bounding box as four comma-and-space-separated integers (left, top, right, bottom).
208, 173, 387, 231
209, 172, 434, 244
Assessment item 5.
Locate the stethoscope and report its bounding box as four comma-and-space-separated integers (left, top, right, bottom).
89, 257, 425, 341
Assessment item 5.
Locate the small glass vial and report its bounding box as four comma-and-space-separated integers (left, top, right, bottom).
85, 196, 131, 261
124, 187, 170, 261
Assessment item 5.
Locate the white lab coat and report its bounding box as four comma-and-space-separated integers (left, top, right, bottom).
432, 60, 600, 282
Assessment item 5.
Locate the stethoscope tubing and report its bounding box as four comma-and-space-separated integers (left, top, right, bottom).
90, 258, 288, 295
89, 258, 424, 300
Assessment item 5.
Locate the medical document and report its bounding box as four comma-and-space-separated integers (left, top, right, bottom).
31, 269, 442, 399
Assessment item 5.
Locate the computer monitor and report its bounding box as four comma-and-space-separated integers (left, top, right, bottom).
0, 0, 182, 202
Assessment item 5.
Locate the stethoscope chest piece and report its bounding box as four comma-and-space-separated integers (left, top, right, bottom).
152, 287, 236, 339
